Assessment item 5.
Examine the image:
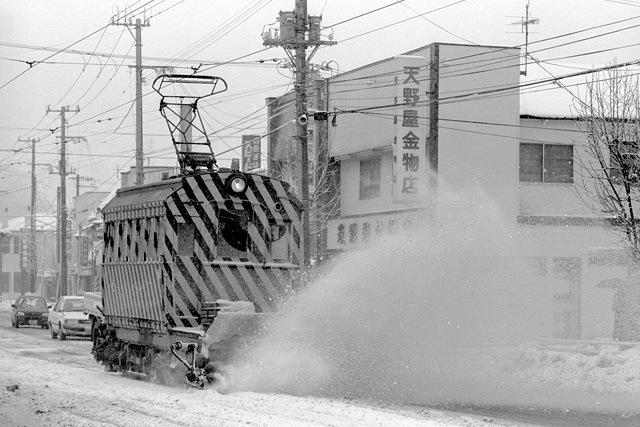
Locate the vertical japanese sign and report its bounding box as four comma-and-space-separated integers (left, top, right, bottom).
79, 235, 90, 266
242, 135, 261, 172
393, 56, 427, 203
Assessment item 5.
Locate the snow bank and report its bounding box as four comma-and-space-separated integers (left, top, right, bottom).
509, 342, 640, 394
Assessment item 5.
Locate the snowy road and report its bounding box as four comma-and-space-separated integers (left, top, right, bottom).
0, 306, 509, 426
1, 304, 639, 426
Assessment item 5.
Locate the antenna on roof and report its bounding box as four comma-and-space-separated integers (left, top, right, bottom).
508, 0, 540, 76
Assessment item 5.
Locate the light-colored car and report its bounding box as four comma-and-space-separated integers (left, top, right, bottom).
48, 296, 91, 340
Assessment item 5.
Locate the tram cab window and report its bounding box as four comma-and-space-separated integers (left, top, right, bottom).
177, 222, 195, 256
270, 223, 291, 262
217, 210, 249, 258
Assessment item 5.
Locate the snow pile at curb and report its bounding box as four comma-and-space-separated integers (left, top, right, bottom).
509, 343, 640, 394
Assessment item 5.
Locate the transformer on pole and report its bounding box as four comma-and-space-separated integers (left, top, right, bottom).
262, 0, 336, 270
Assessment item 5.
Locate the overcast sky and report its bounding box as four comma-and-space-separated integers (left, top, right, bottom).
0, 0, 638, 217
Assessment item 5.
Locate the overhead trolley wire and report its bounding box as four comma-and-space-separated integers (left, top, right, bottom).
0, 0, 160, 92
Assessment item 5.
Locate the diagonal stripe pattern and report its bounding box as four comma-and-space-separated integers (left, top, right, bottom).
101, 171, 303, 331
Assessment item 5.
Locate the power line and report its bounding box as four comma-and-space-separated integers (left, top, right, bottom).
0, 0, 160, 92
339, 0, 468, 43
324, 13, 640, 91
333, 59, 640, 117
400, 1, 477, 45
323, 0, 406, 29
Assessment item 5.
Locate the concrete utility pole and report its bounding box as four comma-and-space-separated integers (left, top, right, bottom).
18, 137, 40, 293
112, 15, 150, 186
263, 0, 336, 270
46, 105, 80, 297
73, 173, 93, 295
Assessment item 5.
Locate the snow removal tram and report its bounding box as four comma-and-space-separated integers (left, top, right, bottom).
91, 74, 302, 387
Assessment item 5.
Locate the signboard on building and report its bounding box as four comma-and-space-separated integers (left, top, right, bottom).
326, 209, 421, 250
242, 135, 261, 172
392, 55, 427, 203
79, 235, 90, 266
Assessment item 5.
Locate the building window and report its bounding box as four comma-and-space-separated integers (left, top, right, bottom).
359, 157, 381, 199
519, 143, 573, 183
217, 210, 249, 259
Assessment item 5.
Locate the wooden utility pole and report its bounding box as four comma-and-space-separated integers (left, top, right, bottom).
46, 105, 79, 297
428, 44, 440, 196
263, 0, 336, 270
112, 15, 149, 185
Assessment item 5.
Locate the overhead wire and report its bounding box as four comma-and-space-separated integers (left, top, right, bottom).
322, 13, 640, 90
338, 0, 467, 43
0, 0, 160, 92
8, 1, 636, 188
399, 1, 477, 45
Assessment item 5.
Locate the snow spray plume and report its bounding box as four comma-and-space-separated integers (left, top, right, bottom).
222, 185, 556, 405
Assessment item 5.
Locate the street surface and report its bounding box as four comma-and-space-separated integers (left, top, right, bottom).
0, 303, 638, 426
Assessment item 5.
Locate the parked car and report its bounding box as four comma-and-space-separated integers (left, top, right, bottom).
48, 296, 91, 340
11, 294, 49, 328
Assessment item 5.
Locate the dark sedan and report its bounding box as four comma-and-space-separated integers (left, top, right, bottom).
11, 294, 49, 328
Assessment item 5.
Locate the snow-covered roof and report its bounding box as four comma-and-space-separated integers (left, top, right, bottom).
98, 189, 117, 210
520, 62, 640, 119
0, 214, 56, 233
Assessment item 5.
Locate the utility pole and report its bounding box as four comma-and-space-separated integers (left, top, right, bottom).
73, 173, 93, 295
112, 13, 150, 185
263, 1, 336, 270
46, 105, 80, 297
18, 137, 40, 293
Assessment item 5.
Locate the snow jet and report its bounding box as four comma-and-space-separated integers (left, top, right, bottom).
222, 185, 550, 404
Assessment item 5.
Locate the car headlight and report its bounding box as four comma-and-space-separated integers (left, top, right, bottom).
64, 319, 78, 324
16, 312, 25, 317
226, 174, 247, 194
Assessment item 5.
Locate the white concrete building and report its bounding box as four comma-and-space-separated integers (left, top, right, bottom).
267, 43, 629, 340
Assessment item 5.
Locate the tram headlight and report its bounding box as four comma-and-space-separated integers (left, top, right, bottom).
226, 174, 247, 195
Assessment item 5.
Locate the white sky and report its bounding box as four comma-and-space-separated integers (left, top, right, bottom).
0, 0, 638, 217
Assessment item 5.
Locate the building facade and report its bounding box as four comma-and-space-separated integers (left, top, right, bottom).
0, 215, 56, 301
266, 42, 627, 339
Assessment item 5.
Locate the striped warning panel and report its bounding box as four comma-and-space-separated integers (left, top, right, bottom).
163, 259, 296, 325
102, 262, 165, 326
160, 172, 302, 327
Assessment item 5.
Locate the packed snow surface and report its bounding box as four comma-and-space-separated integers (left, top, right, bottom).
0, 318, 499, 426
